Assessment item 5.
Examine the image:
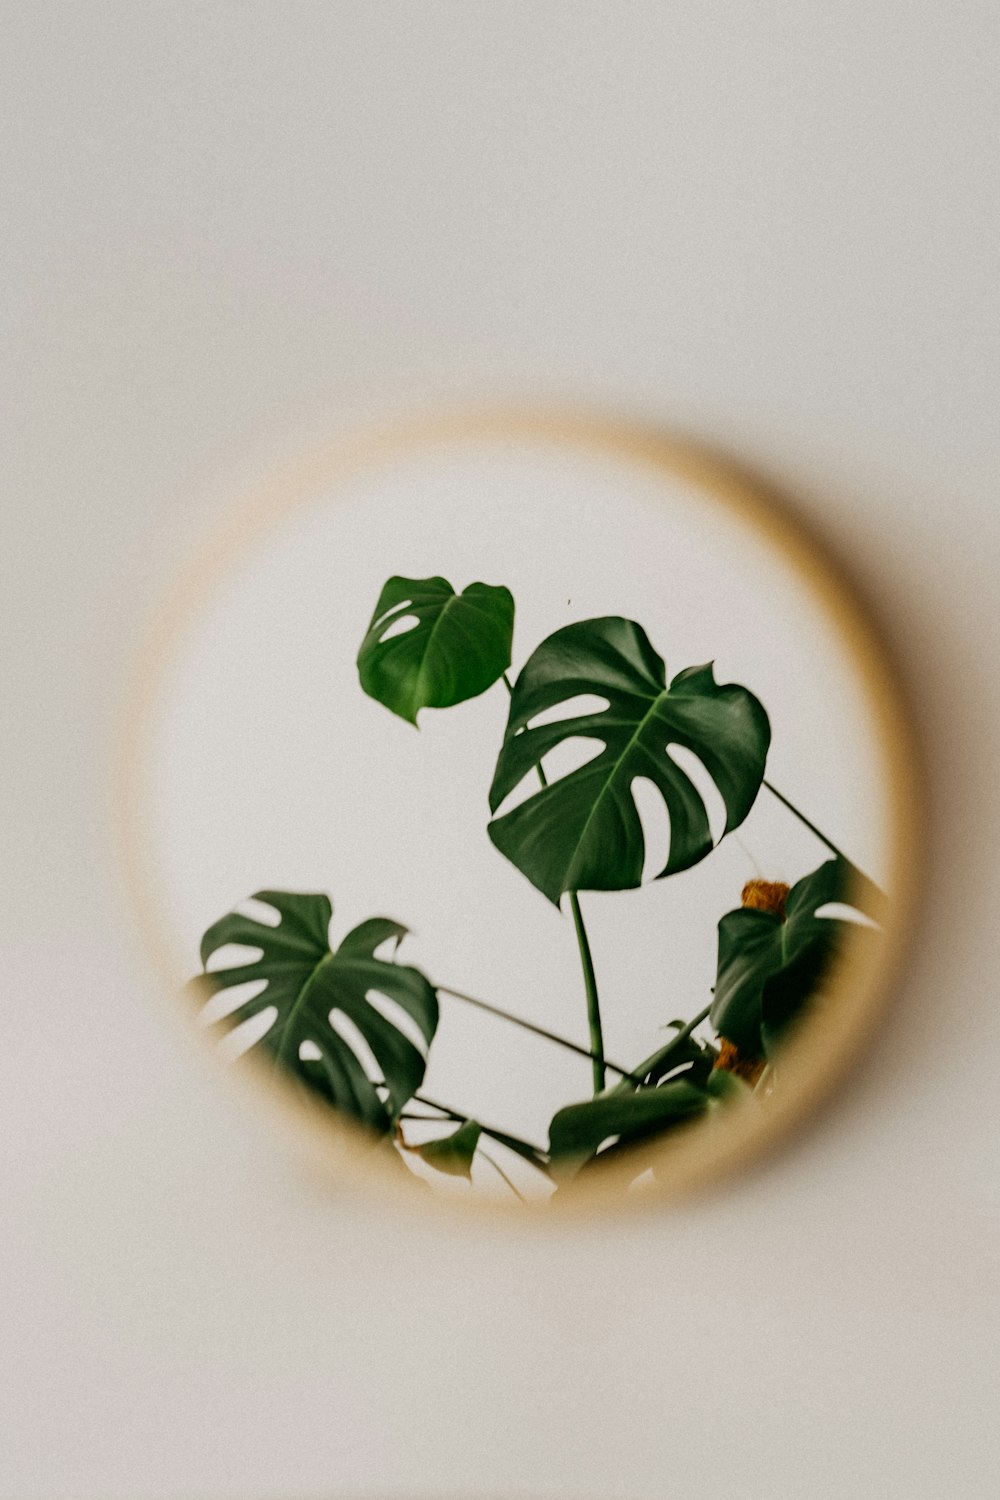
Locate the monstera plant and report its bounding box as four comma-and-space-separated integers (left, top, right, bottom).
190, 572, 884, 1199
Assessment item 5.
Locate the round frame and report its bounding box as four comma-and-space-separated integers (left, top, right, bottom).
115, 406, 922, 1221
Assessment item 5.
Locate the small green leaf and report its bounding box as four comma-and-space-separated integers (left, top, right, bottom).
488, 617, 770, 903
192, 890, 438, 1134
548, 1081, 709, 1181
711, 857, 881, 1058
358, 574, 515, 725
413, 1119, 482, 1179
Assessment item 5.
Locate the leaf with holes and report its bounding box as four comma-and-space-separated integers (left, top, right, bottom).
711, 857, 883, 1058
411, 1119, 482, 1180
192, 890, 439, 1135
357, 574, 515, 725
548, 1080, 710, 1181
487, 617, 770, 903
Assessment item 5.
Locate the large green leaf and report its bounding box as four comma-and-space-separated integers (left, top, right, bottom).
548, 1014, 723, 1183
487, 617, 770, 903
711, 857, 882, 1057
548, 1080, 710, 1181
357, 574, 515, 725
193, 890, 439, 1134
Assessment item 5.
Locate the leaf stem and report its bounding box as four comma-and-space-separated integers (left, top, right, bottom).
503, 668, 607, 1096
437, 984, 635, 1082
762, 779, 885, 896
410, 1092, 551, 1175
481, 1151, 527, 1201
762, 779, 849, 863
568, 891, 605, 1094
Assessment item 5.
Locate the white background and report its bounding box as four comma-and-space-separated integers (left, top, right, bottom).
2, 3, 998, 1496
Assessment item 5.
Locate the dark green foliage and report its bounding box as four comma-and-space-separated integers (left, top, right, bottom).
548, 1081, 710, 1181
193, 890, 438, 1134
711, 857, 881, 1058
189, 568, 879, 1201
488, 617, 770, 903
357, 574, 514, 725
547, 1015, 724, 1182
626, 1019, 719, 1090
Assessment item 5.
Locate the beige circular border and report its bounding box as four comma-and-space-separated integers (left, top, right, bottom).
115, 405, 923, 1223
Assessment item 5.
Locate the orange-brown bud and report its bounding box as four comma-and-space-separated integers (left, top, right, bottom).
740, 879, 790, 919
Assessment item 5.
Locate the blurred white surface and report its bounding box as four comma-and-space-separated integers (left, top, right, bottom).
2, 4, 998, 1497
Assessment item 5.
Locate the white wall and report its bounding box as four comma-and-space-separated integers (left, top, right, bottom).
3, 4, 998, 1496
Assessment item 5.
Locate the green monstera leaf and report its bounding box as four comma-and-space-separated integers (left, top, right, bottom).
548, 1016, 732, 1183
711, 857, 883, 1058
487, 617, 770, 903
193, 890, 438, 1134
358, 574, 515, 725
548, 1080, 711, 1181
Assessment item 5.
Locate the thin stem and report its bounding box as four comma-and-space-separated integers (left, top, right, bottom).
503, 669, 607, 1097
569, 891, 605, 1094
762, 779, 849, 863
762, 780, 885, 896
396, 1117, 529, 1198
411, 1091, 550, 1175
437, 984, 636, 1082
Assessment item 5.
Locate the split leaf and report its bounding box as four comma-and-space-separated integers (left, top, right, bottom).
358, 574, 514, 725
711, 857, 882, 1057
488, 617, 770, 903
193, 890, 438, 1134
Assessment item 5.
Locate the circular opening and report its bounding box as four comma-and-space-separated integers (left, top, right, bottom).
119, 409, 920, 1216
